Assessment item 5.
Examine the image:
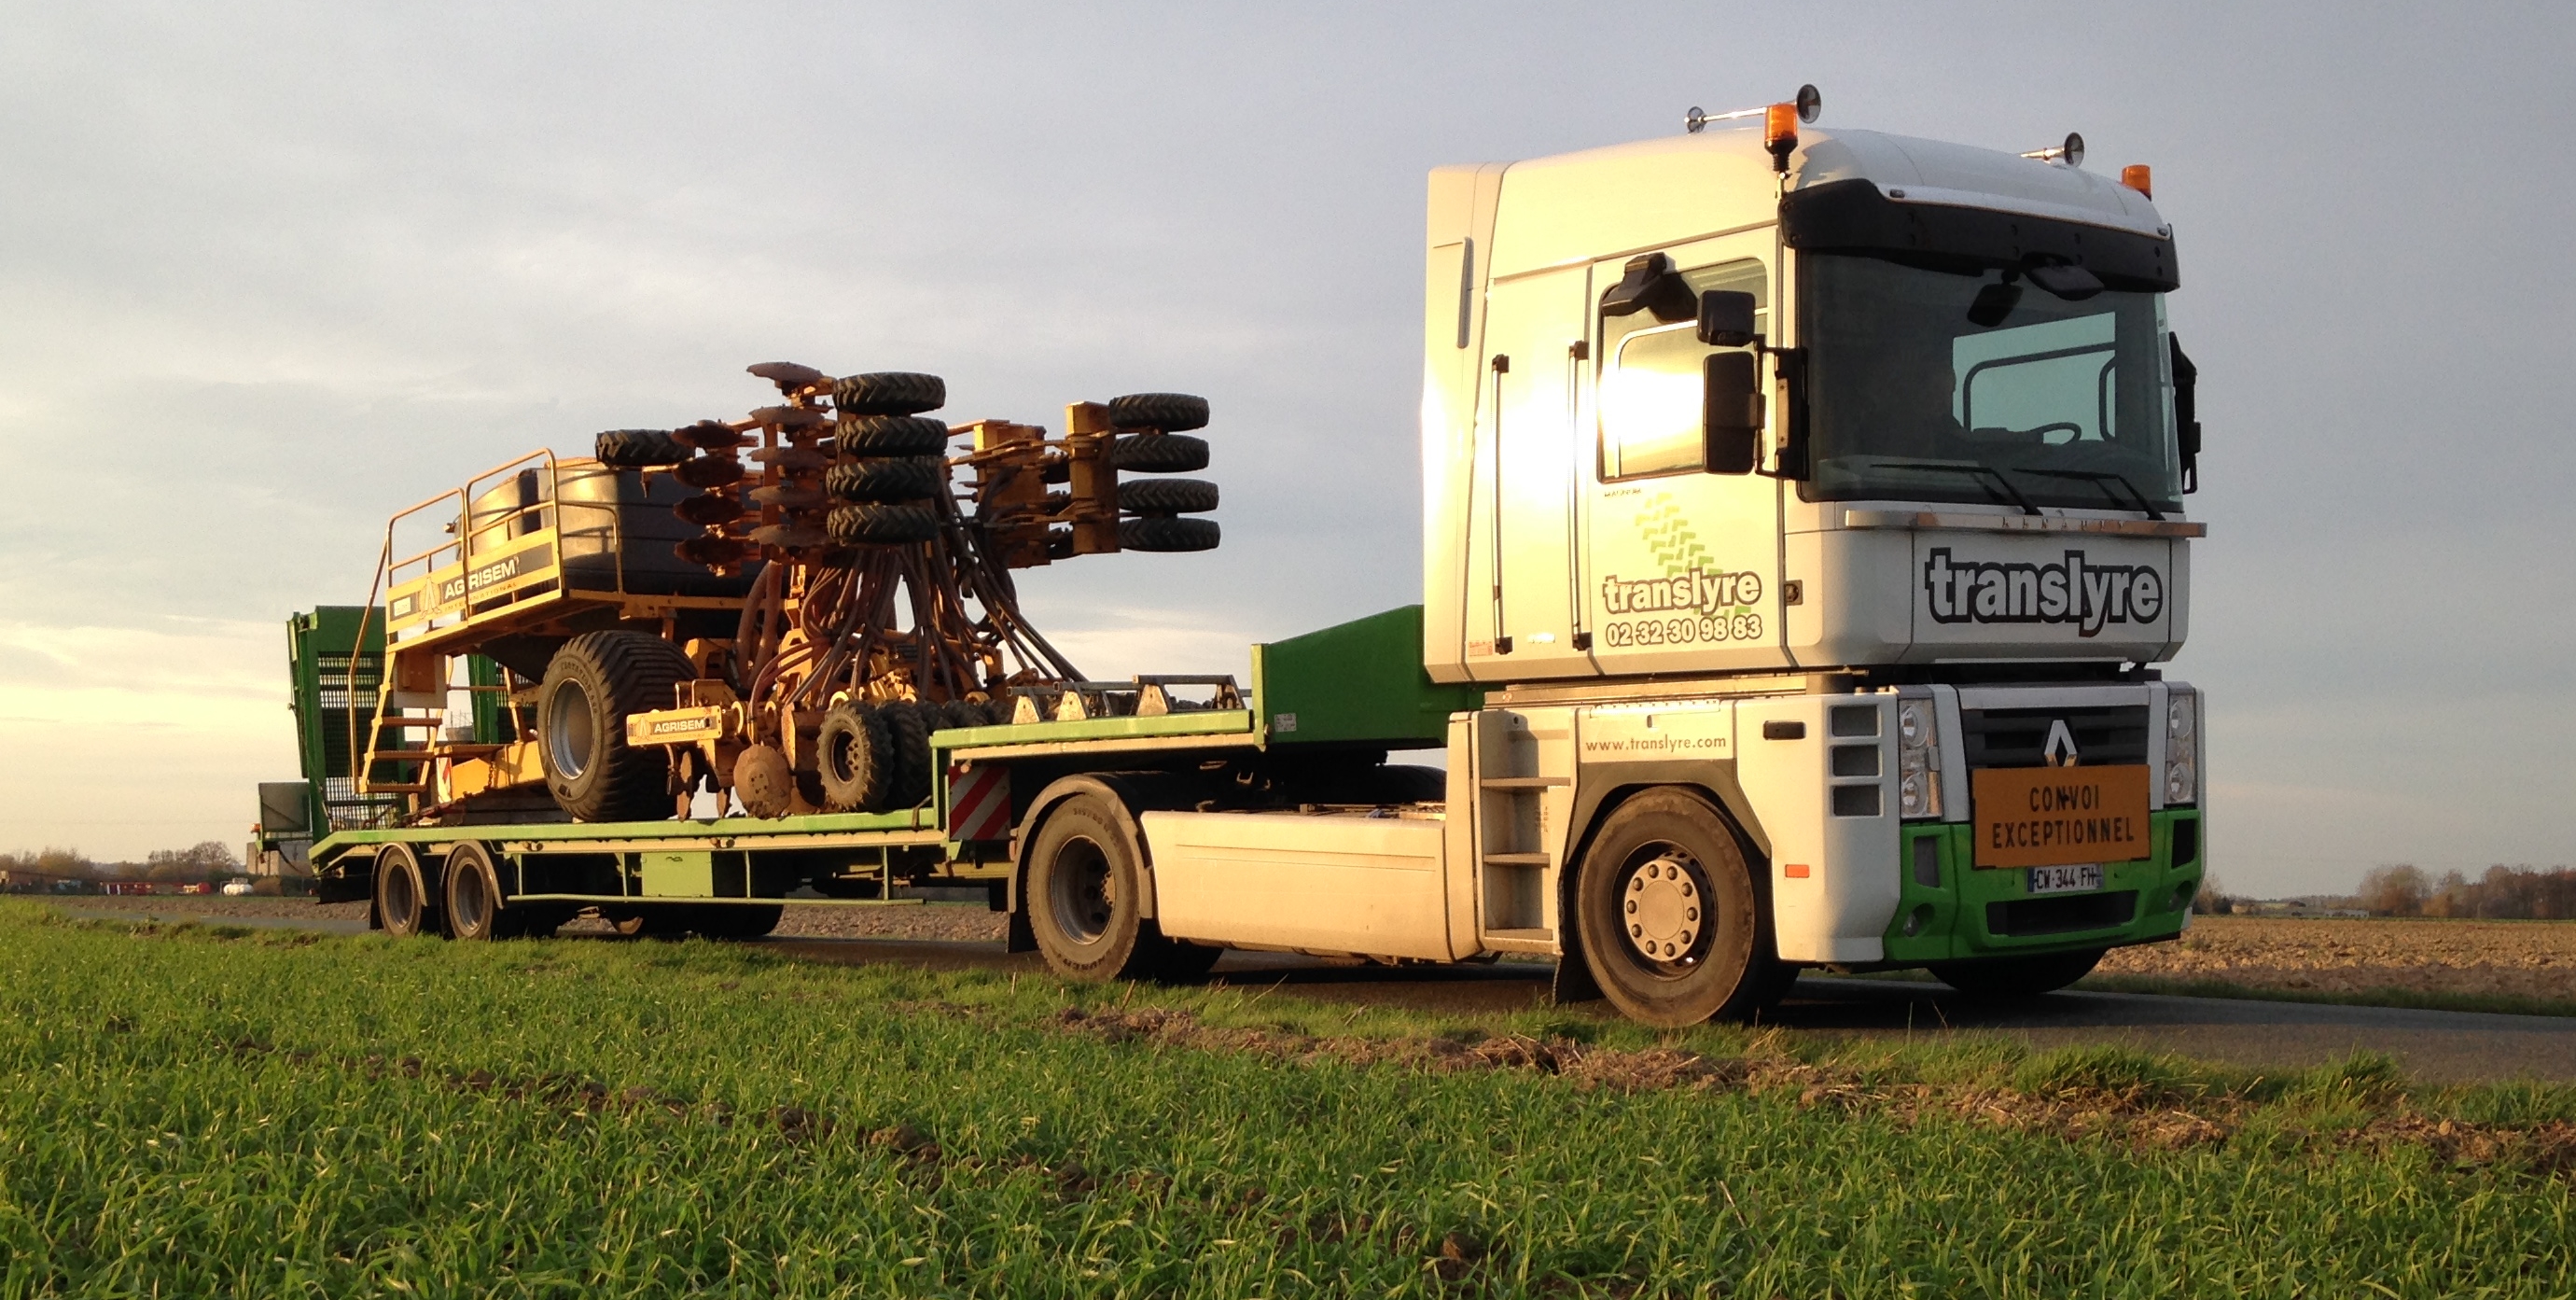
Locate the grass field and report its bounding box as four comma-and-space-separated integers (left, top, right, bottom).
4, 903, 2573, 1297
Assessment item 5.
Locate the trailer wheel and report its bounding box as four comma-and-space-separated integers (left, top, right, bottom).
1929, 948, 2104, 999
1107, 433, 1210, 473
1574, 789, 1789, 1027
1106, 392, 1210, 432
374, 844, 434, 940
1117, 517, 1220, 552
537, 631, 696, 821
815, 703, 894, 813
442, 842, 517, 942
1025, 793, 1169, 981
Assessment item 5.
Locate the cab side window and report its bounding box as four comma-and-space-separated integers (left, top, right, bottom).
1598, 259, 1768, 480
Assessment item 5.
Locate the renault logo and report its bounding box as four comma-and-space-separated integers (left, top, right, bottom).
2042, 719, 2082, 767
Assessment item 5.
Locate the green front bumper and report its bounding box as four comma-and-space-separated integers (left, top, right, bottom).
1879, 809, 2203, 964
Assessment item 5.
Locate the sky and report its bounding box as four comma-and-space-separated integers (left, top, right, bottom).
1, 2, 2569, 893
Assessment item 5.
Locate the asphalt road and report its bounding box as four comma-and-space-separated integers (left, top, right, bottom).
57, 905, 2576, 1083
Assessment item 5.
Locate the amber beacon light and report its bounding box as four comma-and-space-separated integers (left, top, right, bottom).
2121, 163, 2154, 198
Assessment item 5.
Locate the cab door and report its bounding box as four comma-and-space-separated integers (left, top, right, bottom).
1580, 236, 1791, 676
1460, 265, 1596, 681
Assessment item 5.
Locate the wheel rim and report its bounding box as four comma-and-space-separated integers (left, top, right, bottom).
452, 861, 491, 935
1616, 845, 1715, 973
1046, 836, 1116, 945
544, 678, 595, 780
820, 723, 856, 785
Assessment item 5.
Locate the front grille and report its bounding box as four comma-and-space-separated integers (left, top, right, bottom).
1987, 890, 2137, 936
1959, 705, 2149, 769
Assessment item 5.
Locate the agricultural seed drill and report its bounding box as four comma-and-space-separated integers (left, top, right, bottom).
348, 365, 1225, 825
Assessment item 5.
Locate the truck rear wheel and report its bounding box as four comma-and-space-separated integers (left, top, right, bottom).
441, 842, 517, 941
1574, 789, 1789, 1027
537, 631, 696, 822
1929, 948, 2104, 998
373, 844, 434, 939
1025, 792, 1186, 982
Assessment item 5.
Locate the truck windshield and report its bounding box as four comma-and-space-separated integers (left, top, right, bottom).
1799, 252, 2180, 513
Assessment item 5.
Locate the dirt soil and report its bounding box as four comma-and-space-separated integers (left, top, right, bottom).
2098, 916, 2576, 1003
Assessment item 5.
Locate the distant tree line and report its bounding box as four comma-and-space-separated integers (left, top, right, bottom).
0, 842, 243, 889
2357, 864, 2576, 919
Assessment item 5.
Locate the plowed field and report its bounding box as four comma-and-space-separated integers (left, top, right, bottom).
2099, 916, 2576, 1004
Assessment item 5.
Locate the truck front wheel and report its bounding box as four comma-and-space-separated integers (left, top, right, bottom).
1574, 789, 1789, 1027
1025, 793, 1191, 982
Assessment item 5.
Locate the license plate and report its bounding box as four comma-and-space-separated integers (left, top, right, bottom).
2027, 863, 2104, 895
1970, 764, 2151, 868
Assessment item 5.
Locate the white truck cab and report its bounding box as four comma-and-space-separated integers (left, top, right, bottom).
1397, 102, 2205, 1020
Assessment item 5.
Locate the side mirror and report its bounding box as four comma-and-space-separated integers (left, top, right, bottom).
1696, 290, 1759, 347
1704, 352, 1762, 474
2170, 333, 2200, 493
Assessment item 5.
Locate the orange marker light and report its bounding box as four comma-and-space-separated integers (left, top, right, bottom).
1764, 102, 1799, 172
2121, 163, 2153, 198
1784, 862, 1812, 879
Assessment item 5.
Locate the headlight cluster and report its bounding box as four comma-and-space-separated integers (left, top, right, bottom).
2165, 690, 2197, 804
1897, 697, 1942, 818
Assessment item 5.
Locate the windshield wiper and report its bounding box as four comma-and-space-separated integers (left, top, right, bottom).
2014, 468, 2166, 521
1868, 460, 2040, 516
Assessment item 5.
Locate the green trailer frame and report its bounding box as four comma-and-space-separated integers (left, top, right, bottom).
303, 605, 1478, 913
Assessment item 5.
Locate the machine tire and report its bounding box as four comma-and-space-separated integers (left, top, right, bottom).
825, 456, 944, 503
1107, 433, 1210, 473
827, 502, 940, 546
1574, 788, 1790, 1027
1117, 477, 1218, 515
537, 631, 695, 822
832, 371, 946, 416
1023, 792, 1184, 981
595, 428, 689, 467
815, 702, 894, 813
934, 699, 987, 733
1107, 392, 1210, 432
732, 743, 796, 818
1929, 948, 2106, 998
441, 841, 517, 941
1118, 516, 1220, 552
881, 701, 933, 808
374, 843, 435, 939
835, 414, 951, 456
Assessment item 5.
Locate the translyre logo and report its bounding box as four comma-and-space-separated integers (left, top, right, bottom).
1922, 548, 2165, 638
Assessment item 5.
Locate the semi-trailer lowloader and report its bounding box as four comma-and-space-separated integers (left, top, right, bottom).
271, 91, 2207, 1025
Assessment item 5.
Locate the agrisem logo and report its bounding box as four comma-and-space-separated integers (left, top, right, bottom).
1923, 548, 2164, 638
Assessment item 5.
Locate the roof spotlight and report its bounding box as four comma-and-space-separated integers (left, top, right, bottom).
1795, 84, 1821, 124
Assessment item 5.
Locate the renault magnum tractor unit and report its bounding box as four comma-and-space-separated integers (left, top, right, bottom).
275, 90, 2207, 1026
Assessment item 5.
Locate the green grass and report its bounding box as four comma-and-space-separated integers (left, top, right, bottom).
3, 903, 2573, 1298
